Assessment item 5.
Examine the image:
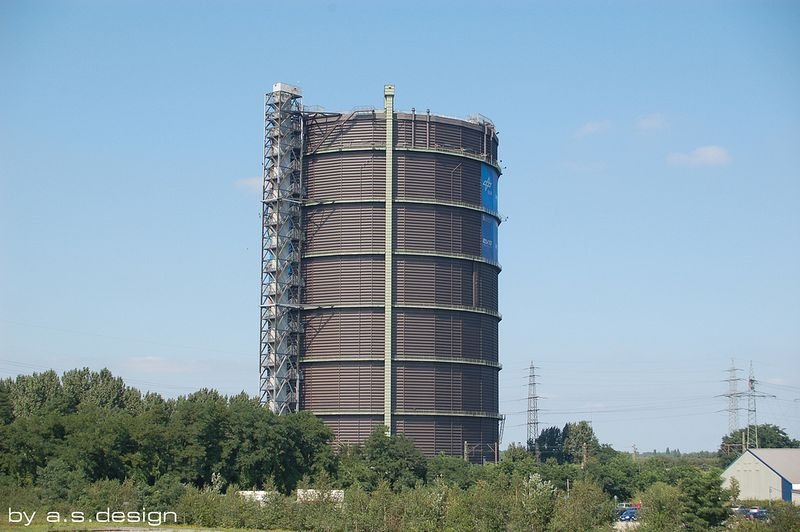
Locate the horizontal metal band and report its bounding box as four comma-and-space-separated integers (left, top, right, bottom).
303, 250, 383, 258
395, 303, 501, 320
313, 411, 383, 417
300, 356, 501, 369
302, 249, 386, 259
312, 409, 502, 420
303, 197, 502, 224
309, 145, 502, 174
397, 197, 502, 223
302, 249, 501, 270
302, 303, 381, 311
301, 303, 501, 320
395, 409, 502, 420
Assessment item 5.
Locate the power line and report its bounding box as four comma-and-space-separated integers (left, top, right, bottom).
505, 395, 713, 416
0, 356, 198, 392
506, 409, 721, 428
0, 318, 250, 357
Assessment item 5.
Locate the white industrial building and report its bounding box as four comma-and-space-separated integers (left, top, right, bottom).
721, 448, 800, 505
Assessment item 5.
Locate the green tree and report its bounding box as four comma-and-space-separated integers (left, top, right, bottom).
169, 388, 229, 486
337, 444, 379, 491
35, 458, 87, 509
587, 451, 638, 501
535, 426, 564, 462
507, 472, 556, 531
548, 479, 615, 532
278, 411, 335, 492
505, 442, 532, 462
637, 481, 683, 532
78, 367, 134, 411
127, 397, 173, 484
634, 454, 695, 492
0, 413, 64, 481
0, 378, 13, 424
221, 393, 281, 490
468, 479, 509, 531
498, 443, 538, 480
562, 421, 600, 465
61, 405, 137, 481
539, 457, 581, 493
9, 370, 65, 416
679, 468, 730, 531
427, 453, 472, 489
362, 426, 426, 490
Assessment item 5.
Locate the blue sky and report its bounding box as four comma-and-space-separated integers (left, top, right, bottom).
1, 0, 798, 452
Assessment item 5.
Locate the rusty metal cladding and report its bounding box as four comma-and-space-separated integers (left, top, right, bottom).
302, 256, 384, 306
316, 415, 385, 448
303, 204, 385, 255
394, 416, 500, 460
298, 91, 501, 463
302, 309, 384, 359
302, 361, 384, 411
395, 309, 498, 363
305, 152, 386, 201
395, 152, 482, 207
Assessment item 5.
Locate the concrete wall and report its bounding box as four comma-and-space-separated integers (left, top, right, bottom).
722, 452, 786, 502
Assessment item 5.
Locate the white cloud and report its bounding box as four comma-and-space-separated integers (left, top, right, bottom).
234, 177, 261, 192
667, 145, 731, 167
574, 120, 611, 138
635, 113, 666, 132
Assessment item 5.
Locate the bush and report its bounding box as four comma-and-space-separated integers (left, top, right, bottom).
174, 485, 225, 527
138, 473, 186, 509
767, 501, 800, 531
507, 473, 556, 531
77, 478, 141, 515
342, 484, 381, 532
398, 480, 450, 531
0, 477, 40, 513
294, 492, 344, 531
35, 458, 86, 509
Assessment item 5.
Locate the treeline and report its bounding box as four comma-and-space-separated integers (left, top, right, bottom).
0, 368, 333, 494
1, 369, 798, 531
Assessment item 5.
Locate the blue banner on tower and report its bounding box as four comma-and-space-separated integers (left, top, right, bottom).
480, 164, 499, 213
481, 214, 498, 262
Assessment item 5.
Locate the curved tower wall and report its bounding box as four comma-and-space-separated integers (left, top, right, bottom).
296, 88, 501, 462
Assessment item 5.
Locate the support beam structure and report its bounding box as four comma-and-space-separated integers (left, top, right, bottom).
260, 83, 304, 414
383, 84, 395, 433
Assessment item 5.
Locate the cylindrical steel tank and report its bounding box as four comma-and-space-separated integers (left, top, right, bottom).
299, 88, 501, 462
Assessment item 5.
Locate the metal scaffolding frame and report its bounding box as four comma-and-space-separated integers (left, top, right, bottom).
260, 84, 304, 414
527, 362, 540, 446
